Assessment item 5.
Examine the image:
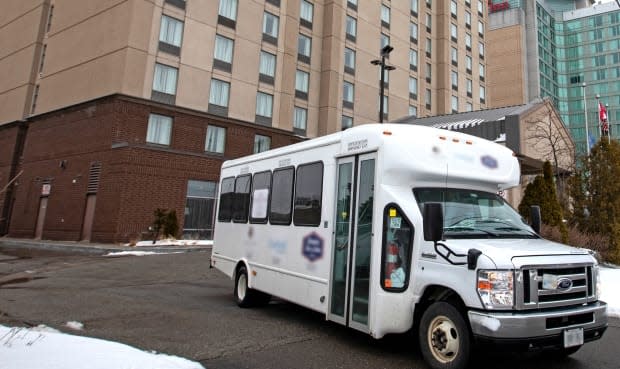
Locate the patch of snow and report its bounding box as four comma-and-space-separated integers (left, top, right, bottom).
65, 321, 83, 330
104, 251, 161, 257
0, 325, 205, 369
128, 239, 213, 247
600, 266, 620, 318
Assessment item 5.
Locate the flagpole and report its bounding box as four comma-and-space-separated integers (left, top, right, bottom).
583, 82, 590, 153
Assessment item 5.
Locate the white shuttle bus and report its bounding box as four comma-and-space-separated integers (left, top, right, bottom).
211, 124, 607, 369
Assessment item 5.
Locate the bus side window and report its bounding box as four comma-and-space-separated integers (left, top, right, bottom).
381, 205, 413, 291
293, 162, 324, 227
232, 174, 252, 223
250, 171, 272, 224
270, 167, 295, 225
217, 177, 235, 222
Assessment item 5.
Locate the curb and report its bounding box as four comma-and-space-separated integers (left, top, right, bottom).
0, 238, 210, 256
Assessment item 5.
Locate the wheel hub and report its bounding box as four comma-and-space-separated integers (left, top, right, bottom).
428, 316, 459, 363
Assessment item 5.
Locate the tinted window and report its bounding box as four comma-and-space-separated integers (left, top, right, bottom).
270, 167, 294, 225
232, 175, 251, 222
217, 177, 235, 222
293, 162, 323, 226
250, 171, 271, 223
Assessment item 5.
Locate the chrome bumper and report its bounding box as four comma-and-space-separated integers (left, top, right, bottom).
468, 301, 607, 339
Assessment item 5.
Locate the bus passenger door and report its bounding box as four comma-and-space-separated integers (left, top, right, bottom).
328, 153, 376, 333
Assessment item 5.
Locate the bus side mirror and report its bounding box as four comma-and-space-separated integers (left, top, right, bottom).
530, 205, 541, 234
423, 203, 444, 242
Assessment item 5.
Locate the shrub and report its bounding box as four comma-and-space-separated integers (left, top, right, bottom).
541, 224, 611, 263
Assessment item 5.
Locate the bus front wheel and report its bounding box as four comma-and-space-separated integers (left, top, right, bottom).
234, 265, 270, 308
419, 302, 471, 369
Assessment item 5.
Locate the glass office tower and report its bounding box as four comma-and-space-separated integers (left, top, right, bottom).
489, 0, 619, 155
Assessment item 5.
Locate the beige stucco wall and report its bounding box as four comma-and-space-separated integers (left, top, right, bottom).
487, 23, 526, 108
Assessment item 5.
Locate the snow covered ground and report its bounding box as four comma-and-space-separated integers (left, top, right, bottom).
0, 324, 205, 369
128, 239, 213, 247
1, 267, 618, 369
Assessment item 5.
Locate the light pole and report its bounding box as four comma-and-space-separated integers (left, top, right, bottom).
371, 45, 395, 123
583, 82, 590, 153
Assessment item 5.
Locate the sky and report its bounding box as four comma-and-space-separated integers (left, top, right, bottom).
1, 265, 618, 369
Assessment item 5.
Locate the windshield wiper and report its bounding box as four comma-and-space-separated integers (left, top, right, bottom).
444, 226, 498, 237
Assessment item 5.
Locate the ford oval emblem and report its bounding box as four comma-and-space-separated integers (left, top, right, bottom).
481, 155, 498, 169
557, 278, 573, 290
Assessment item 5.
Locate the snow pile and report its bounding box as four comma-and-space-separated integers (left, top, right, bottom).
104, 251, 161, 257
65, 321, 84, 331
0, 325, 205, 369
127, 239, 213, 247
600, 267, 620, 318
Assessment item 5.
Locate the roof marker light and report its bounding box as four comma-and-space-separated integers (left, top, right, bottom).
383, 131, 393, 135
452, 138, 460, 143
466, 140, 473, 145
439, 136, 447, 140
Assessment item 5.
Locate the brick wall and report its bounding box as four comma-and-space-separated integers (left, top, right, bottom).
0, 123, 21, 234
7, 95, 302, 243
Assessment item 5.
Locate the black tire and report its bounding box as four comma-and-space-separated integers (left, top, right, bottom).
419, 302, 471, 369
234, 265, 271, 308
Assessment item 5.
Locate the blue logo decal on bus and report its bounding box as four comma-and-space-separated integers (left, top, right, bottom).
481, 155, 498, 169
302, 232, 324, 262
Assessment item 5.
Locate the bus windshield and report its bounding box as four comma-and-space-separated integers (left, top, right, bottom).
413, 188, 537, 239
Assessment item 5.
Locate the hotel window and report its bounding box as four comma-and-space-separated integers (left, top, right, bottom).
465, 10, 471, 28
298, 34, 312, 63
466, 55, 472, 73
410, 49, 418, 71
450, 23, 457, 42
381, 33, 390, 49
466, 78, 472, 97
295, 70, 309, 100
478, 0, 483, 16
451, 96, 458, 113
254, 135, 271, 153
381, 5, 390, 28
342, 115, 353, 130
451, 70, 458, 90
466, 102, 473, 112
465, 33, 472, 50
256, 92, 273, 119
479, 41, 485, 59
343, 81, 354, 109
425, 88, 431, 109
479, 64, 485, 81
425, 62, 431, 82
426, 0, 432, 9
411, 0, 418, 16
344, 47, 356, 74
478, 20, 484, 37
451, 0, 457, 18
218, 0, 238, 28
152, 63, 178, 97
214, 34, 234, 71
451, 47, 458, 66
159, 15, 183, 55
205, 126, 226, 154
410, 22, 418, 43
263, 12, 279, 44
425, 13, 432, 32
425, 38, 432, 57
147, 114, 173, 146
409, 105, 418, 117
259, 51, 276, 84
209, 79, 230, 115
480, 85, 486, 103
346, 16, 357, 42
294, 106, 307, 132
300, 0, 314, 28
409, 77, 418, 99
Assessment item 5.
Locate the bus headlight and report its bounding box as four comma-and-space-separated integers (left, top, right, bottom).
477, 270, 514, 309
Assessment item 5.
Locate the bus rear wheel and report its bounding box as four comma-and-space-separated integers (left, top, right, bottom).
234, 265, 270, 308
419, 302, 470, 369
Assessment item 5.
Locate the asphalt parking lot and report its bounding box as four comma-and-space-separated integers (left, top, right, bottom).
0, 246, 618, 369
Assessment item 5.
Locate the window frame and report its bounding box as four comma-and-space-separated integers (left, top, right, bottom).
217, 176, 236, 222
232, 174, 252, 223
380, 204, 414, 292
269, 166, 295, 225
146, 113, 173, 146
249, 170, 272, 224
205, 125, 226, 154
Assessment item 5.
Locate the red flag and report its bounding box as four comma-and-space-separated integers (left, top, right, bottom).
599, 102, 608, 123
